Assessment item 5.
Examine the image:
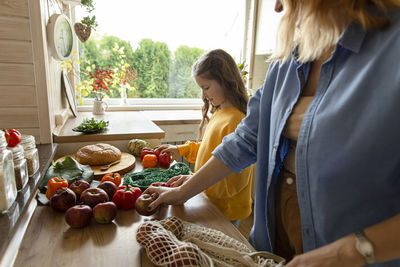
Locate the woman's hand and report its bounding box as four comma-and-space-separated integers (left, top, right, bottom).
156, 144, 180, 161
166, 175, 192, 187
143, 185, 188, 212
286, 234, 364, 267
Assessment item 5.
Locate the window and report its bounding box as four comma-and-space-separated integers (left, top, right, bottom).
73, 0, 248, 110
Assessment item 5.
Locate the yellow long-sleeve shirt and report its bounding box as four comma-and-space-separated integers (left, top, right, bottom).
178, 107, 253, 220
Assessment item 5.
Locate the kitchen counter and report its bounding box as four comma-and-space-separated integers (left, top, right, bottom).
12, 161, 255, 267
0, 144, 58, 265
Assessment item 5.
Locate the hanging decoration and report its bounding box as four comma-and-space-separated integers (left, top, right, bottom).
74, 0, 98, 43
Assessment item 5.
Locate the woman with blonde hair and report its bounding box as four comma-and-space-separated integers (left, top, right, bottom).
146, 0, 400, 266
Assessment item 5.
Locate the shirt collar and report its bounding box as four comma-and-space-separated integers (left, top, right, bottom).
337, 22, 366, 53
290, 20, 367, 66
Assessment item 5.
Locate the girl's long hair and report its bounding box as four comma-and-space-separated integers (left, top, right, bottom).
192, 49, 248, 141
271, 0, 400, 63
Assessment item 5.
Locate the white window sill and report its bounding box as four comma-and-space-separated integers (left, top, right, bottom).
78, 98, 203, 111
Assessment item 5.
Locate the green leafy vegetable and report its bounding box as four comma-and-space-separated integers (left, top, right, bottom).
37, 157, 95, 205
124, 162, 191, 191
72, 117, 109, 134
38, 157, 94, 191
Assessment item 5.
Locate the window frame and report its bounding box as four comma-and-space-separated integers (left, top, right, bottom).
71, 0, 257, 112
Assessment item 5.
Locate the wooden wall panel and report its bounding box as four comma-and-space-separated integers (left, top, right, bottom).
0, 85, 36, 106
0, 0, 29, 18
0, 107, 39, 128
0, 40, 33, 63
0, 16, 31, 41
0, 63, 35, 85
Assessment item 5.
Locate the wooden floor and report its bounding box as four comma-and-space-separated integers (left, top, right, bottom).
238, 211, 254, 240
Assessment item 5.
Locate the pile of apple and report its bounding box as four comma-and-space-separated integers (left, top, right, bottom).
47, 173, 160, 228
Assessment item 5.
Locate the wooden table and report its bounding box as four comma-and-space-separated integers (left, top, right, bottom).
13, 162, 254, 267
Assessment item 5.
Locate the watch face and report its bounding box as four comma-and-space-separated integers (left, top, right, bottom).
54, 16, 73, 58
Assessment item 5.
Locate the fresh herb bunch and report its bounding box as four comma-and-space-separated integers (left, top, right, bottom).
72, 118, 109, 133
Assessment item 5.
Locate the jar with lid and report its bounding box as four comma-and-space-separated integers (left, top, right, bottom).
9, 144, 29, 191
0, 130, 17, 213
20, 134, 39, 177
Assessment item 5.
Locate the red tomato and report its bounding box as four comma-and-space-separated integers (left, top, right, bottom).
158, 152, 171, 168
4, 129, 22, 147
140, 147, 155, 161
112, 185, 142, 210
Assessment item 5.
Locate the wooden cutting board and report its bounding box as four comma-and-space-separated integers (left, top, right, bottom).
55, 152, 136, 179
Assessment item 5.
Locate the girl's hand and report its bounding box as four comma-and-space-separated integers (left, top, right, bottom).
156, 144, 180, 161
166, 175, 192, 187
286, 234, 364, 267
144, 185, 188, 212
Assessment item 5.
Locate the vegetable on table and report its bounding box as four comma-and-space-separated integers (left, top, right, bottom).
46, 177, 68, 199
127, 139, 151, 157
124, 162, 191, 192
112, 185, 142, 210
140, 147, 155, 161
158, 152, 171, 168
4, 129, 22, 147
142, 154, 158, 169
101, 172, 122, 187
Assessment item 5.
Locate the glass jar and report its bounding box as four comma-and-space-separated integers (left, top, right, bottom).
0, 130, 17, 213
20, 134, 39, 177
9, 144, 29, 191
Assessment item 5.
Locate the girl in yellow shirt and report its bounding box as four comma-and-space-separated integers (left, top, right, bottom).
158, 49, 253, 226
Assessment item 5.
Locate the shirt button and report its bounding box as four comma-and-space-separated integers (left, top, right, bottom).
273, 145, 278, 149
286, 177, 294, 185
286, 107, 291, 113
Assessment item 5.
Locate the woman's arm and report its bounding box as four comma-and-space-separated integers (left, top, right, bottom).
144, 156, 233, 210
286, 214, 400, 267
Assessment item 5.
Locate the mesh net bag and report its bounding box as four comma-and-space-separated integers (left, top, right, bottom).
136, 218, 213, 266
136, 216, 285, 267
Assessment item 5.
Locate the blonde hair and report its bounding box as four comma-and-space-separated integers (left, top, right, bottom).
192, 49, 248, 141
271, 0, 400, 63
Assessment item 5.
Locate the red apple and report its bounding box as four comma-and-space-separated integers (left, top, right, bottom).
135, 193, 159, 216
50, 187, 77, 212
65, 204, 92, 228
80, 187, 109, 208
93, 202, 117, 224
69, 180, 91, 199
97, 181, 117, 200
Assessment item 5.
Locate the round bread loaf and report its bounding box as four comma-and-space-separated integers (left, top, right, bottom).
76, 143, 121, 165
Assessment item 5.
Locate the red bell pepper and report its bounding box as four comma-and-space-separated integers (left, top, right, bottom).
4, 129, 22, 147
158, 152, 171, 168
140, 147, 155, 161
112, 185, 142, 210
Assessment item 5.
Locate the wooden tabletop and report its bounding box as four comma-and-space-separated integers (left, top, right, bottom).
53, 112, 165, 143
13, 161, 254, 267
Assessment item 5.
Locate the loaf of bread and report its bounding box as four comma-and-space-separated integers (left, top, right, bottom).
75, 143, 121, 165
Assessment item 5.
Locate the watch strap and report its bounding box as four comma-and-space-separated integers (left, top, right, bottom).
355, 230, 376, 264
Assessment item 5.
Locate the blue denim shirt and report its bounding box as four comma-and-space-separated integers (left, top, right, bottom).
213, 9, 400, 266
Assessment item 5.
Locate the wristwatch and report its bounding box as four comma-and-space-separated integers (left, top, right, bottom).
355, 230, 376, 264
